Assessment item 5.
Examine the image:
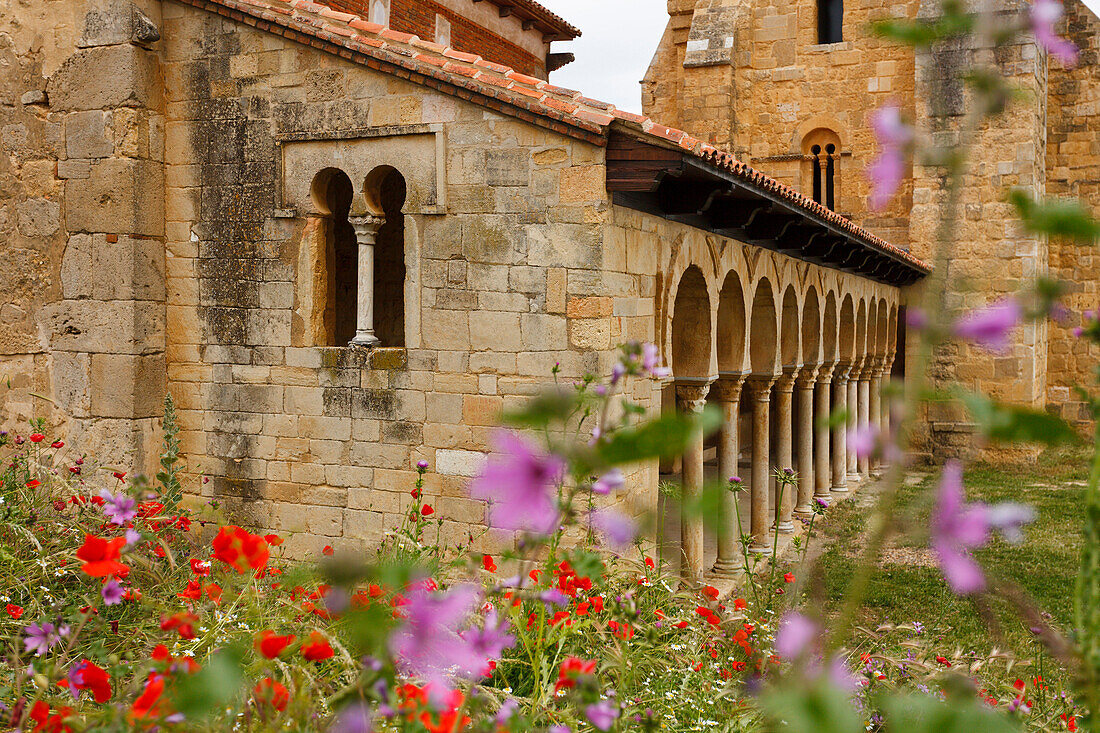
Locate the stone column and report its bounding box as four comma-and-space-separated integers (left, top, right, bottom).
774, 371, 796, 533
794, 367, 818, 518
677, 381, 712, 580
858, 365, 872, 478
712, 375, 745, 576
814, 365, 834, 505
831, 364, 850, 495
747, 376, 776, 554
348, 215, 384, 347
870, 359, 885, 472
846, 361, 861, 485
881, 355, 895, 439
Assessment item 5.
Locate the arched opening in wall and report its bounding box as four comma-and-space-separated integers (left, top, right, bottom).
366, 166, 408, 348
717, 272, 747, 375
839, 295, 855, 365
801, 289, 821, 367
817, 0, 843, 44
822, 292, 838, 365
781, 286, 800, 370
802, 129, 842, 211
892, 306, 905, 377
672, 266, 712, 380
750, 279, 778, 375
855, 300, 868, 365
310, 168, 357, 346
877, 302, 890, 360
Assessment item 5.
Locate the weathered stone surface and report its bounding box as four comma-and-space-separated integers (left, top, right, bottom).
48, 44, 161, 112
16, 198, 60, 237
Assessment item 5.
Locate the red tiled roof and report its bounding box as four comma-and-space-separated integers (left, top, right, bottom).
481, 0, 581, 40
178, 0, 931, 276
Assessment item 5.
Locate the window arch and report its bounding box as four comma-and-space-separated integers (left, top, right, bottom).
310, 168, 358, 347
369, 0, 389, 26
365, 166, 407, 348
818, 0, 843, 44
802, 129, 842, 211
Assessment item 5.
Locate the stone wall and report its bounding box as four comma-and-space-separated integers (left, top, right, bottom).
643, 0, 1072, 459
0, 0, 168, 470
159, 1, 655, 555
1046, 0, 1100, 428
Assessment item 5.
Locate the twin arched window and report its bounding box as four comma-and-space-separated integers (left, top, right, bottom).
803, 129, 841, 211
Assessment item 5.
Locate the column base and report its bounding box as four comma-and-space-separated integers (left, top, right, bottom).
774, 521, 795, 533
711, 559, 743, 577
847, 472, 861, 485
748, 542, 774, 556
831, 485, 849, 494
793, 505, 813, 519
349, 333, 380, 347
813, 494, 831, 506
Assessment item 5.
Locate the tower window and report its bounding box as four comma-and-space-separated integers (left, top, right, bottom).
803, 130, 841, 211
817, 0, 843, 44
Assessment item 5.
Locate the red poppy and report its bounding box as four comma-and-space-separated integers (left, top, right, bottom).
6, 603, 23, 619
26, 479, 41, 489
420, 504, 435, 516
51, 441, 64, 449
113, 472, 127, 481
205, 584, 223, 604
322, 545, 334, 556
734, 598, 747, 610
253, 677, 289, 711
129, 673, 167, 723
935, 655, 952, 667
482, 554, 497, 573
702, 585, 719, 600
189, 558, 211, 576
644, 556, 655, 569
28, 700, 74, 733
255, 630, 296, 659
264, 533, 284, 547
555, 657, 597, 692
591, 596, 604, 612
211, 526, 269, 573
70, 659, 112, 703
160, 612, 199, 640
783, 573, 794, 583
29, 433, 44, 443
76, 534, 129, 578
301, 631, 334, 661
177, 580, 202, 600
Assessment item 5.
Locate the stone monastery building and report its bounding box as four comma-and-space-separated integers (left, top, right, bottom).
0, 0, 1088, 575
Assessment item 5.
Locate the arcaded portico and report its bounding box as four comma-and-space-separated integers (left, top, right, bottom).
658, 236, 899, 579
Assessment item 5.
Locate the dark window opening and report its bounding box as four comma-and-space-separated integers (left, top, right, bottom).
313, 169, 358, 346
825, 143, 836, 210
373, 168, 407, 348
811, 144, 822, 205
817, 0, 843, 44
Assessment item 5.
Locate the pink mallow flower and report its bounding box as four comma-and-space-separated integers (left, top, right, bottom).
953, 298, 1022, 353
1032, 0, 1078, 67
867, 104, 912, 210
99, 489, 137, 526
389, 583, 483, 701
589, 508, 637, 551
930, 461, 1036, 595
469, 431, 564, 535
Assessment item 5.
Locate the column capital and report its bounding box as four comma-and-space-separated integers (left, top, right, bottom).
775, 370, 798, 394
745, 374, 776, 401
795, 365, 819, 389
348, 214, 384, 242
817, 363, 836, 381
832, 362, 852, 384
675, 379, 713, 412
711, 374, 746, 402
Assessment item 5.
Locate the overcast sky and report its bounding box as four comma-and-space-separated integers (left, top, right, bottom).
542, 0, 1100, 113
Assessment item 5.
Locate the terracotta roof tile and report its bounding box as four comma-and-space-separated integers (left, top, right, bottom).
179, 0, 929, 277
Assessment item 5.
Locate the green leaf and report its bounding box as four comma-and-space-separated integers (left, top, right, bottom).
880, 691, 1021, 733
1009, 189, 1100, 244
168, 646, 245, 720
502, 389, 581, 429
760, 678, 864, 733
871, 2, 973, 48
957, 390, 1083, 446
594, 406, 722, 468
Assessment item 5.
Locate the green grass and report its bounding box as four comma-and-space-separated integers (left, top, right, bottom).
815, 450, 1088, 688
